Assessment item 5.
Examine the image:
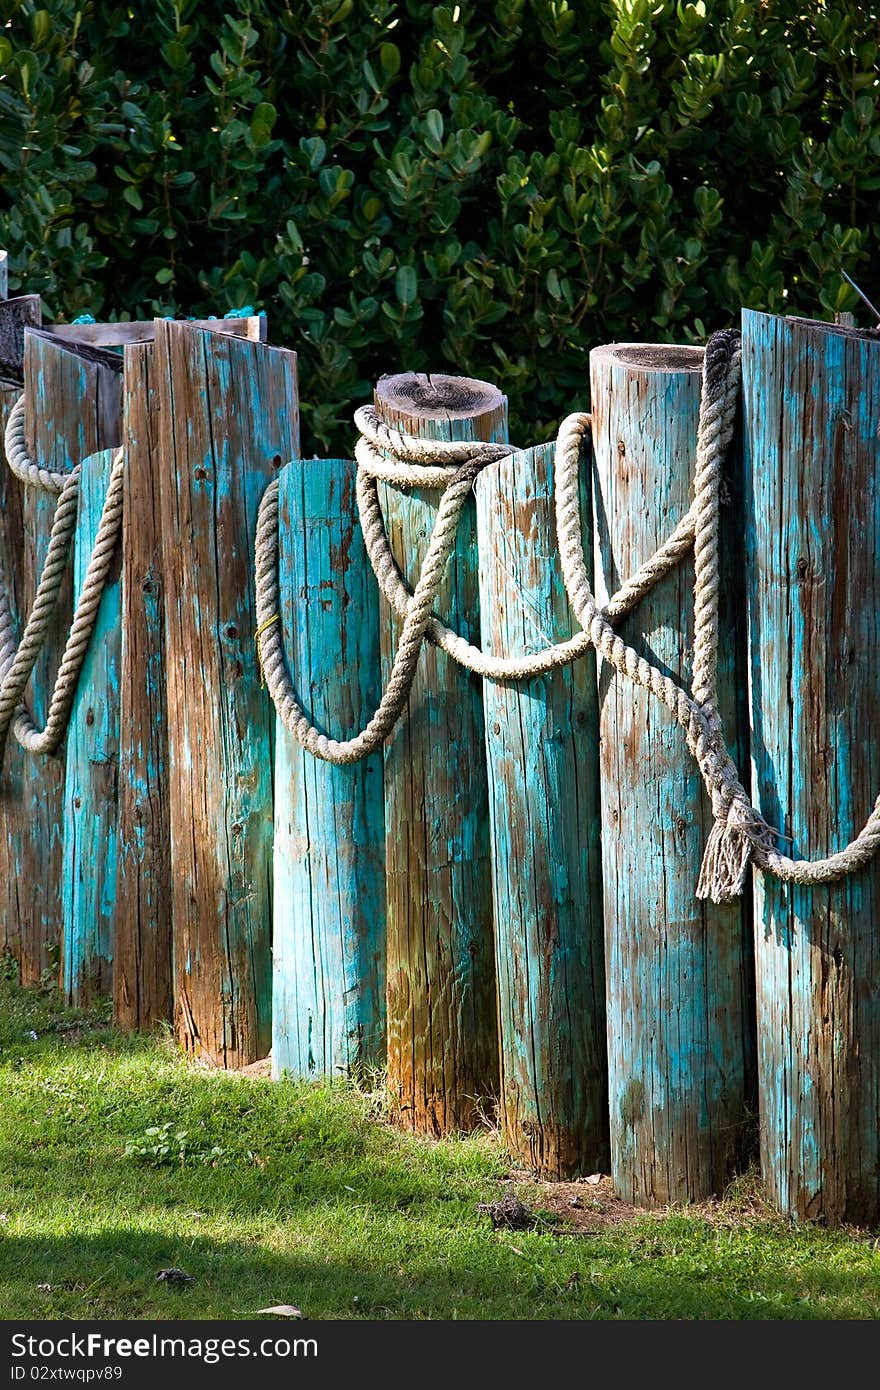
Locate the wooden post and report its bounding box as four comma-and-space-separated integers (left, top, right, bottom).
475, 441, 608, 1177
589, 343, 754, 1205
0, 295, 41, 384
0, 353, 26, 971
154, 321, 298, 1067
114, 343, 172, 1029
272, 458, 386, 1079
374, 373, 502, 1135
742, 310, 880, 1225
61, 449, 121, 1003
115, 317, 266, 1032
2, 331, 122, 987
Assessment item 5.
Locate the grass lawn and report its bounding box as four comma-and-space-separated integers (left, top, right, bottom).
1, 971, 879, 1321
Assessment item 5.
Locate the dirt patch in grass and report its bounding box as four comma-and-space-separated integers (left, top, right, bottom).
514, 1169, 788, 1236
517, 1175, 641, 1233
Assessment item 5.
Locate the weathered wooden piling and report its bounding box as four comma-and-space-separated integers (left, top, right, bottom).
0, 293, 41, 384
589, 343, 754, 1205
375, 373, 502, 1135
0, 289, 29, 970
115, 317, 265, 1031
272, 458, 386, 1080
61, 448, 121, 1004
154, 321, 298, 1066
115, 343, 172, 1030
742, 310, 880, 1225
3, 331, 122, 987
475, 441, 608, 1177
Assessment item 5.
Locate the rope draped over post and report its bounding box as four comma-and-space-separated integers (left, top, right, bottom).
255, 329, 880, 903
4, 329, 879, 905
0, 393, 125, 762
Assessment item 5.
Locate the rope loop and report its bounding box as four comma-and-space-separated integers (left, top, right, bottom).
258, 334, 880, 904
0, 393, 126, 761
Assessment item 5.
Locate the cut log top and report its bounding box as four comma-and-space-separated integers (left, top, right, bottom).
49, 316, 267, 348
376, 371, 505, 423
26, 327, 124, 374
591, 343, 704, 373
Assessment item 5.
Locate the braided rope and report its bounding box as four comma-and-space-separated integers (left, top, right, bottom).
257, 332, 880, 903
4, 394, 72, 494
0, 397, 126, 761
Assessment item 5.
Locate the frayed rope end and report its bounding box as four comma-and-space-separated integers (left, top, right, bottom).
696, 817, 753, 903
696, 790, 774, 902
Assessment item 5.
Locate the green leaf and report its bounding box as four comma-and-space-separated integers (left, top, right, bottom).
252, 101, 277, 131
425, 109, 445, 151
32, 10, 52, 46
380, 42, 401, 78
395, 264, 418, 306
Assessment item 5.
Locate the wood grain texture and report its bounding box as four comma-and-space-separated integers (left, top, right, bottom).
50, 317, 266, 348
0, 383, 26, 968
0, 297, 41, 384
155, 320, 298, 1067
590, 343, 755, 1206
7, 333, 122, 987
61, 448, 120, 1004
115, 343, 172, 1031
742, 309, 880, 1225
272, 458, 386, 1080
376, 372, 502, 1136
475, 441, 608, 1178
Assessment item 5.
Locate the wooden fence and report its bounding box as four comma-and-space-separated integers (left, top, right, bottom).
0, 265, 877, 1226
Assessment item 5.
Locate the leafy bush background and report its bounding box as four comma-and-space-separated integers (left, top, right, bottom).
0, 0, 877, 453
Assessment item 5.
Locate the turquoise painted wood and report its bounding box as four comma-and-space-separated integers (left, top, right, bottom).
590, 343, 755, 1206
742, 310, 880, 1225
375, 373, 504, 1137
155, 321, 299, 1067
61, 448, 120, 1004
0, 383, 26, 970
8, 331, 121, 987
272, 458, 386, 1080
475, 441, 608, 1178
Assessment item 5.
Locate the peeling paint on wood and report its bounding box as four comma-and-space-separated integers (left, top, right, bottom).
742, 309, 880, 1226
154, 321, 298, 1067
590, 343, 755, 1206
0, 382, 26, 968
7, 331, 121, 987
375, 373, 502, 1136
272, 458, 386, 1080
115, 343, 172, 1031
61, 448, 120, 1004
475, 440, 609, 1178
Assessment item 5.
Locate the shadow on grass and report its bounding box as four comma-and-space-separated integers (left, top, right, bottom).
1, 1220, 878, 1322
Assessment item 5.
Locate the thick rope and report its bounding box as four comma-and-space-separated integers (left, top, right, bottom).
0, 398, 125, 761
256, 332, 880, 903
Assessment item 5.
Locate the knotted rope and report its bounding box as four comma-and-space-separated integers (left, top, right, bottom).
256, 329, 880, 904
0, 394, 125, 761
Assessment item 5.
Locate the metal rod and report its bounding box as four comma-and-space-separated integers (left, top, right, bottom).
842, 269, 880, 323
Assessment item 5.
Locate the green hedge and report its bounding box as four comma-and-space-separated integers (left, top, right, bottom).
0, 0, 877, 452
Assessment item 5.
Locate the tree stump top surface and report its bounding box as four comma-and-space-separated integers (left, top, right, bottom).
376, 371, 504, 420
591, 343, 704, 373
